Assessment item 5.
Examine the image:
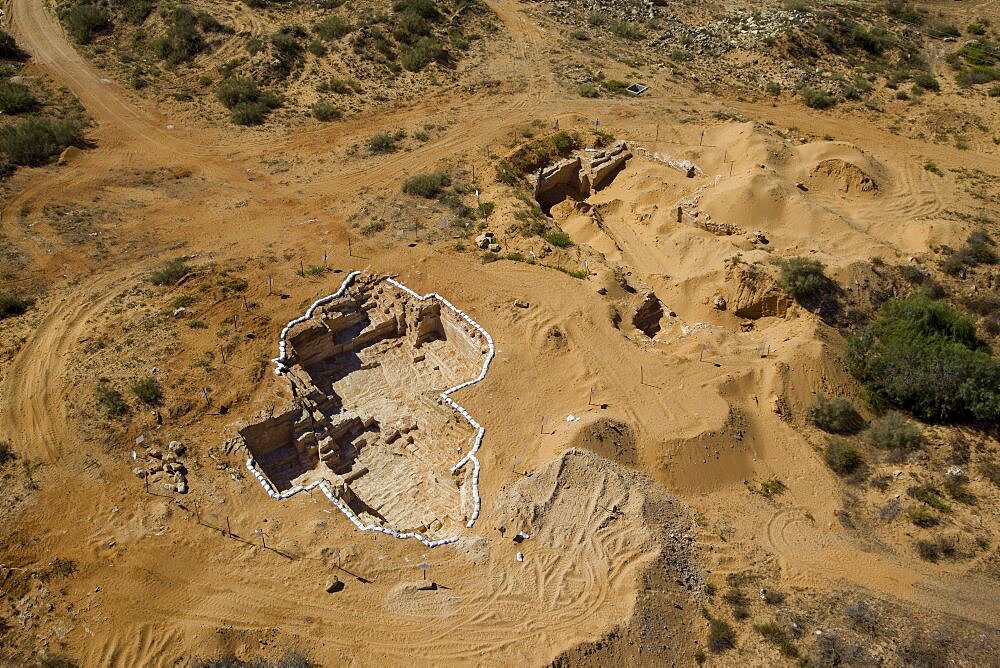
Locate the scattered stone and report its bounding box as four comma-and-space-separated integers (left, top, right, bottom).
487, 243, 501, 253
513, 300, 529, 308
597, 287, 608, 295
516, 552, 524, 562
172, 307, 187, 318
176, 481, 188, 494
133, 468, 147, 479
712, 295, 727, 310
169, 441, 186, 455
325, 577, 344, 593
147, 448, 163, 459
796, 182, 809, 191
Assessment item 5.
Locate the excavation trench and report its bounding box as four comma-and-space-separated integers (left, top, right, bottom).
240, 273, 489, 539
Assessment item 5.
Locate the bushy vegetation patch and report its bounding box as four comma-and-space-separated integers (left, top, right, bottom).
0, 293, 35, 320
707, 617, 735, 653
62, 4, 112, 45
314, 16, 353, 41
402, 171, 451, 198
0, 81, 38, 115
0, 30, 24, 60
215, 77, 280, 125
847, 294, 1000, 421
800, 86, 837, 109
149, 259, 190, 285
96, 380, 128, 417
131, 377, 163, 406
866, 411, 924, 450
311, 100, 342, 121
778, 256, 833, 301
808, 396, 865, 434
941, 231, 998, 276
0, 441, 15, 466
0, 117, 84, 167
154, 6, 228, 65
825, 439, 862, 474
543, 231, 572, 248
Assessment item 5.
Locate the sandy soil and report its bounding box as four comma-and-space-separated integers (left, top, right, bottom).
1, 0, 998, 666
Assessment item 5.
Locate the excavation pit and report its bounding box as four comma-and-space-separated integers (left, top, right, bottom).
240, 272, 492, 542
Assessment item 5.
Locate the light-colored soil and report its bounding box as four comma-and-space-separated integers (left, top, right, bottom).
1, 0, 998, 666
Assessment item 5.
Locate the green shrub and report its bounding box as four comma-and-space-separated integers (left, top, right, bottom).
366, 132, 398, 154
62, 4, 111, 44
913, 72, 940, 91
0, 117, 84, 167
610, 21, 643, 40
0, 293, 34, 319
578, 83, 599, 98
315, 16, 353, 41
754, 621, 798, 658
308, 39, 327, 56
851, 26, 894, 55
708, 618, 735, 652
866, 411, 924, 450
0, 441, 15, 466
0, 30, 22, 59
216, 77, 261, 108
825, 439, 862, 474
909, 506, 937, 527
230, 101, 269, 125
847, 294, 1000, 421
154, 7, 207, 65
122, 0, 155, 25
96, 381, 128, 417
908, 485, 951, 512
150, 259, 190, 285
0, 81, 36, 114
778, 256, 830, 301
544, 231, 572, 248
800, 87, 836, 109
402, 171, 450, 198
311, 100, 342, 122
401, 37, 444, 71
808, 396, 864, 434
131, 377, 162, 405
766, 81, 782, 95
601, 79, 628, 94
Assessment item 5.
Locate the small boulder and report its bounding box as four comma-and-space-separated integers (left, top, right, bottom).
325, 576, 344, 593
176, 481, 188, 494
487, 243, 501, 253
513, 300, 529, 308
712, 295, 727, 310
133, 468, 147, 479
169, 441, 186, 455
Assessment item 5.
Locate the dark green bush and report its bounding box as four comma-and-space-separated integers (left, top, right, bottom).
808, 396, 865, 434
850, 26, 894, 55
754, 621, 798, 658
121, 0, 155, 25
708, 617, 735, 652
825, 439, 862, 474
401, 37, 444, 71
0, 117, 84, 167
913, 72, 940, 91
314, 16, 353, 41
800, 87, 837, 109
216, 77, 261, 108
578, 83, 599, 98
311, 100, 341, 122
216, 77, 280, 123
0, 441, 15, 466
230, 101, 270, 125
778, 256, 830, 301
366, 132, 398, 154
847, 294, 1000, 421
0, 30, 23, 59
96, 381, 128, 417
154, 7, 208, 65
393, 0, 440, 20
0, 292, 35, 319
402, 171, 450, 198
62, 4, 112, 45
0, 81, 38, 114
150, 259, 190, 285
131, 377, 162, 405
544, 231, 572, 248
866, 411, 924, 450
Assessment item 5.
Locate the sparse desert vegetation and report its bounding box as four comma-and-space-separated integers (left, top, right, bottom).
1, 0, 999, 666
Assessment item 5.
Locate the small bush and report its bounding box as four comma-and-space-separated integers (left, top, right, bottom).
131, 377, 162, 406
402, 171, 450, 198
754, 621, 798, 658
0, 30, 22, 59
908, 506, 938, 527
778, 256, 830, 301
708, 618, 735, 652
0, 81, 38, 114
913, 72, 940, 91
314, 16, 353, 41
866, 411, 924, 450
215, 77, 279, 124
401, 37, 444, 72
366, 132, 398, 154
610, 21, 643, 40
808, 396, 864, 434
544, 231, 572, 248
230, 101, 270, 125
908, 485, 951, 512
311, 100, 342, 122
122, 0, 155, 25
825, 439, 862, 474
0, 293, 35, 319
96, 381, 128, 417
150, 259, 190, 285
578, 83, 599, 98
0, 441, 15, 466
800, 87, 836, 109
62, 4, 111, 44
0, 117, 84, 167
154, 7, 208, 65
915, 538, 939, 560
766, 81, 782, 96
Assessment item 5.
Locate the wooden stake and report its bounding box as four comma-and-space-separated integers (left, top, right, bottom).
202, 387, 210, 405
226, 516, 232, 536
233, 314, 238, 331
144, 475, 149, 494
348, 237, 352, 257
242, 295, 249, 311
300, 259, 304, 276
268, 276, 273, 295
220, 348, 226, 365
655, 123, 659, 142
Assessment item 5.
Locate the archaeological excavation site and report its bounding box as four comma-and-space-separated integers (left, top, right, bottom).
236, 273, 492, 543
